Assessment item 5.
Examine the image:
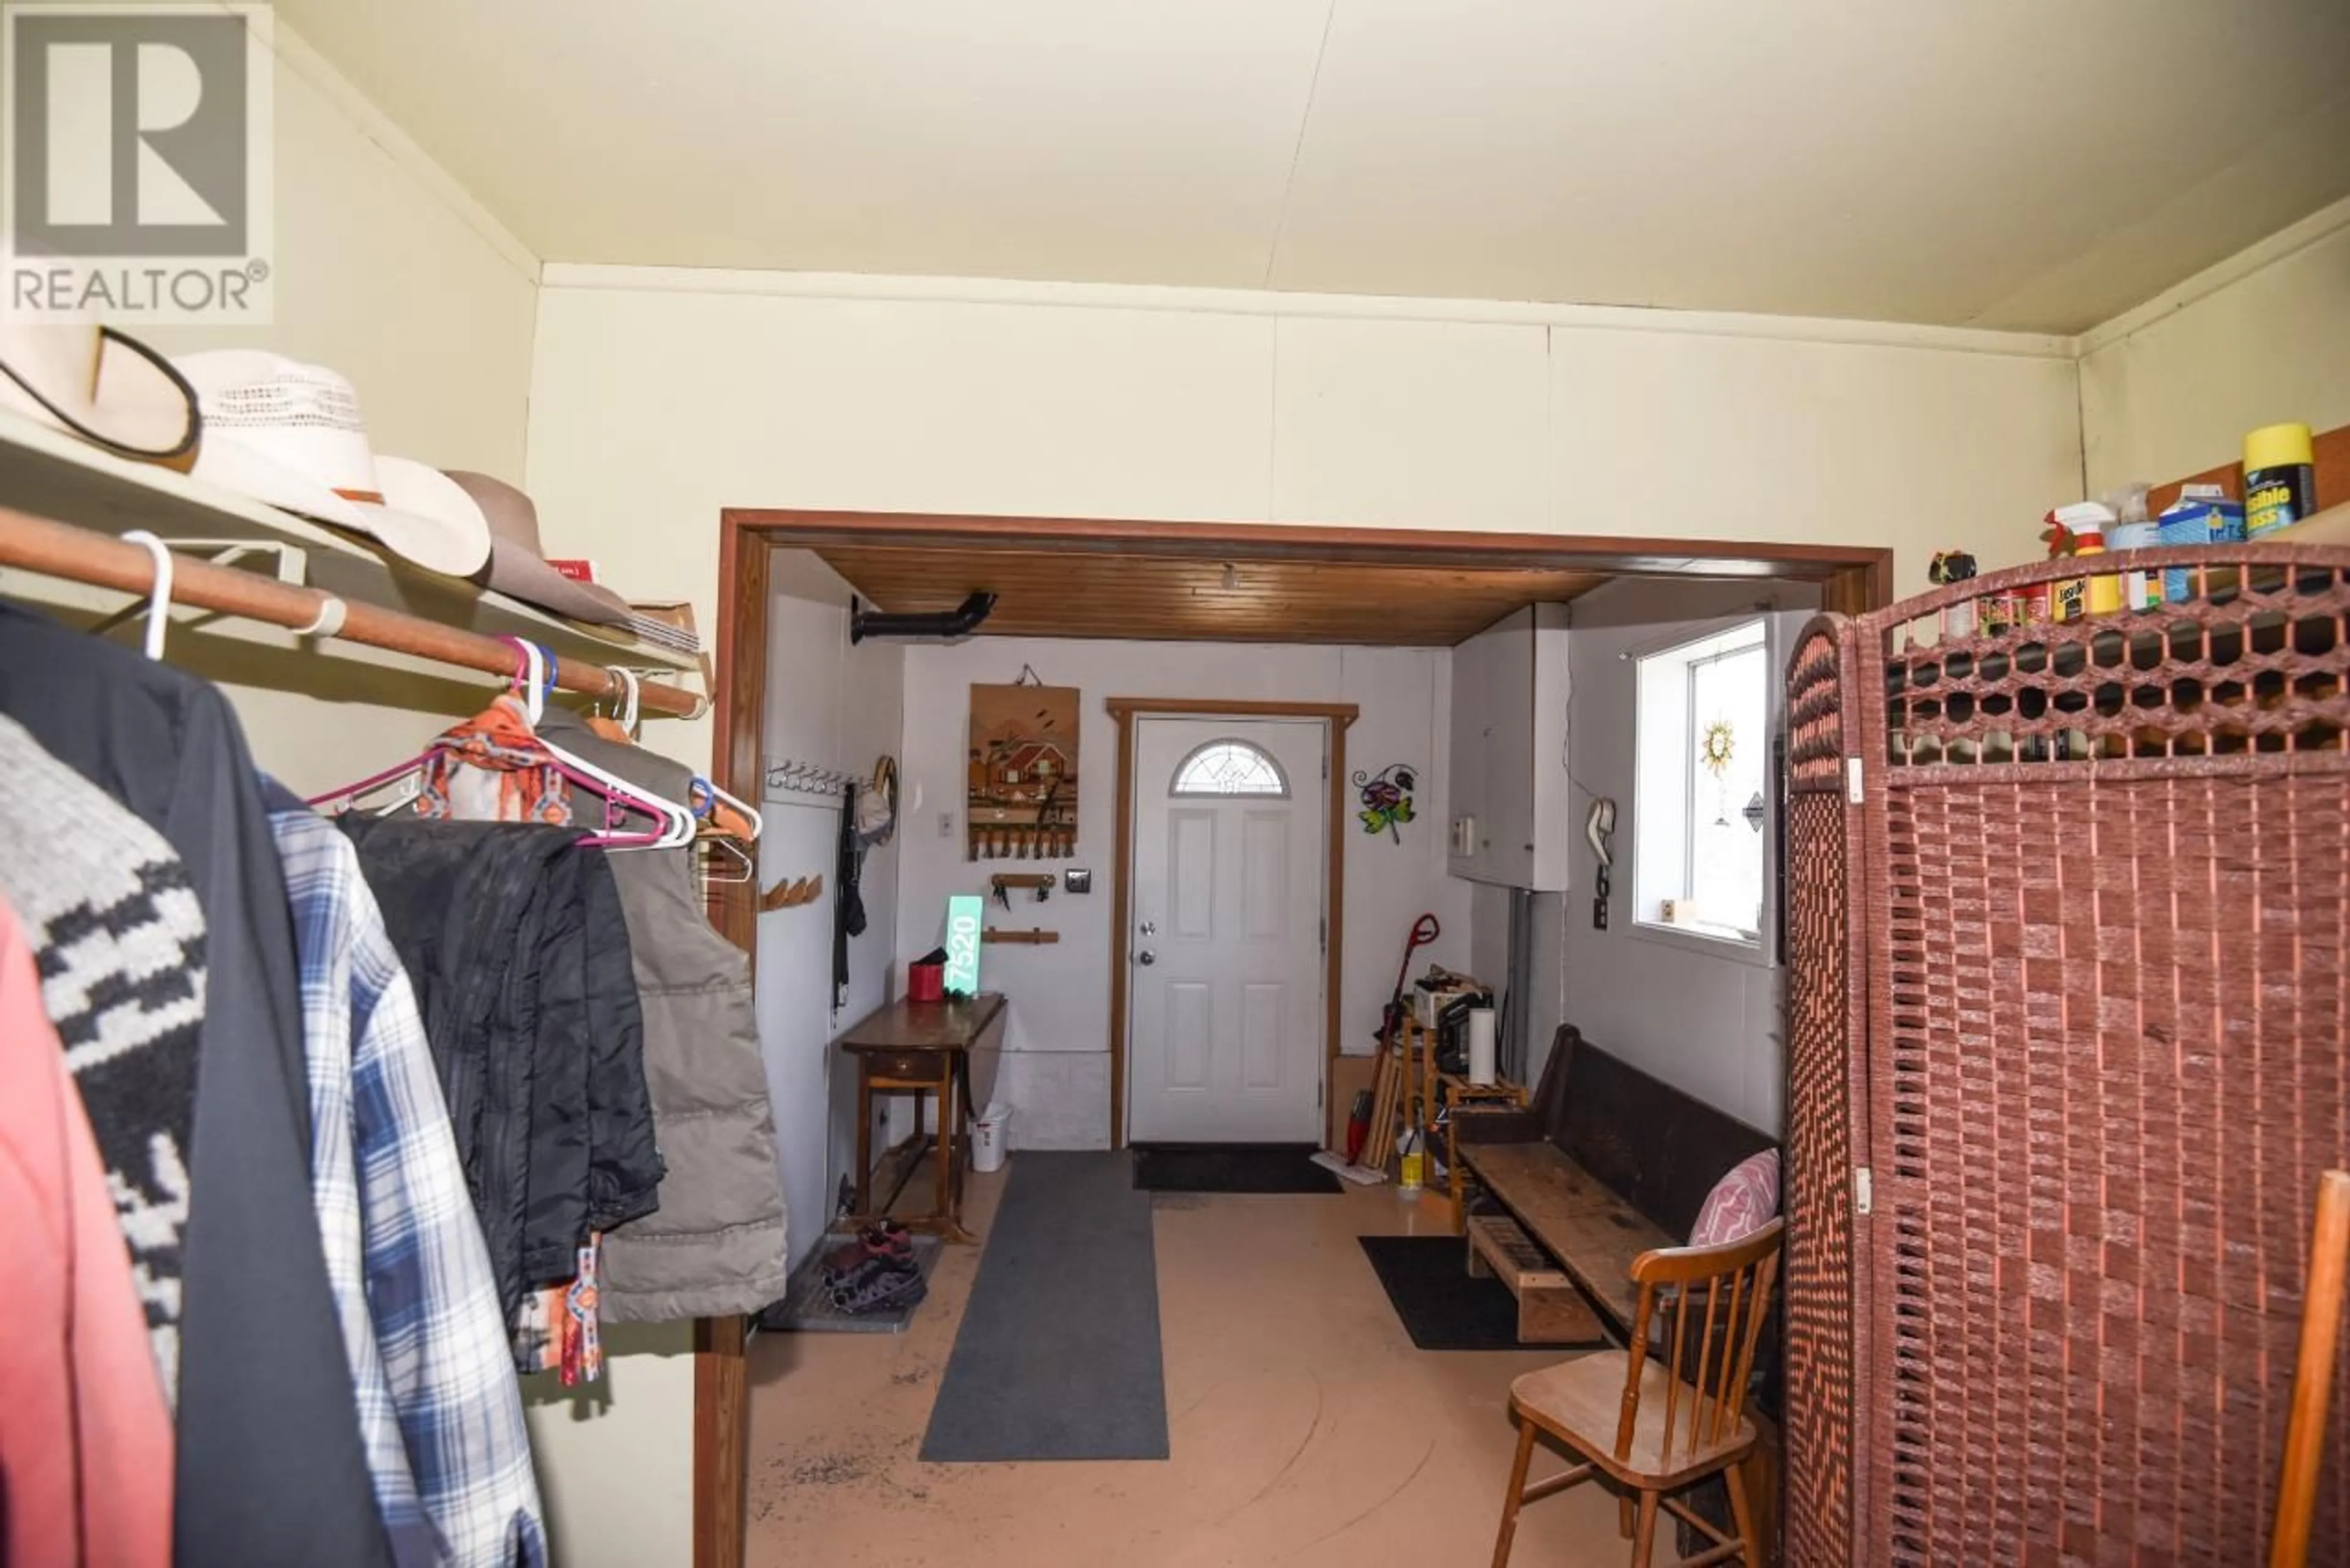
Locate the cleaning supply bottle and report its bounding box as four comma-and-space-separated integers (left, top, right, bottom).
2078, 523, 2122, 616
2106, 482, 2161, 610
2045, 501, 2118, 621
2244, 423, 2318, 539
1397, 1122, 1425, 1198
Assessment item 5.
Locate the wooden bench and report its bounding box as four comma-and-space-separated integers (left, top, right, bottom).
1452, 1026, 1776, 1353
1461, 1143, 1673, 1342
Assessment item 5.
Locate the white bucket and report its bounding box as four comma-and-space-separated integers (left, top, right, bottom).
971, 1103, 1010, 1173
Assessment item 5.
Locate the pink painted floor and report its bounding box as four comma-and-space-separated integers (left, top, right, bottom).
746, 1165, 1629, 1567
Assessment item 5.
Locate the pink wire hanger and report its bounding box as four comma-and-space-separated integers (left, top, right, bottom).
308, 639, 679, 849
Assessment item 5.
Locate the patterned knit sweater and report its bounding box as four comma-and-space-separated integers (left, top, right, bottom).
0, 715, 206, 1400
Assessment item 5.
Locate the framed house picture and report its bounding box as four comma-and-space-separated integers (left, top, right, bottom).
968, 683, 1079, 860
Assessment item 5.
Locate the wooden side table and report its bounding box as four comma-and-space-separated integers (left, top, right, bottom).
837, 993, 1005, 1244
1438, 1071, 1530, 1233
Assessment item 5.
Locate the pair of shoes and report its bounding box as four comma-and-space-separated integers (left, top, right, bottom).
822, 1220, 912, 1282
827, 1250, 927, 1316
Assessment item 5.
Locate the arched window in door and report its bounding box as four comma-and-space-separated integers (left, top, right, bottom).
1170, 739, 1289, 799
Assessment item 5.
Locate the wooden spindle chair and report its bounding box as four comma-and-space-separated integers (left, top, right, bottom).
1491, 1219, 1784, 1568
2270, 1170, 2349, 1568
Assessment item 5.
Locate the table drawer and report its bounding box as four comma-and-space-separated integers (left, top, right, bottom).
867, 1051, 944, 1083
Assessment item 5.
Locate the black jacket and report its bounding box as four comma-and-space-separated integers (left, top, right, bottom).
0, 605, 391, 1568
336, 815, 664, 1319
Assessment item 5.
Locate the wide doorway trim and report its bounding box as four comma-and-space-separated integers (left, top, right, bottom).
700, 507, 1892, 1568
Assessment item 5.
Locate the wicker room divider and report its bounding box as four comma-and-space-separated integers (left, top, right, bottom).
1783, 544, 2350, 1566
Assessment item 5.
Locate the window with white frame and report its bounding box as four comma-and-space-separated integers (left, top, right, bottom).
1632, 619, 1770, 946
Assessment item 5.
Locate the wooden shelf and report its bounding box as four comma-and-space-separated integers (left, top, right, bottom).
0, 409, 698, 676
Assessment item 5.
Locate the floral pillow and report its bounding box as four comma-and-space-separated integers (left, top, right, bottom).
1689, 1149, 1780, 1247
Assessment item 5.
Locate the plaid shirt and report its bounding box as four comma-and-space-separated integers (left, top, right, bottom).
270, 806, 548, 1568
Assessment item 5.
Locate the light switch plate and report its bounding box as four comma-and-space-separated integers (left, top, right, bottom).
939, 811, 955, 838
1064, 868, 1093, 894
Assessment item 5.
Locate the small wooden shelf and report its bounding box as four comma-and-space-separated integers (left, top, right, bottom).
0, 409, 698, 676
1464, 1211, 1602, 1345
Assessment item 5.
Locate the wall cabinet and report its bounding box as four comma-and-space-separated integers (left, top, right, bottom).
1447, 604, 1570, 890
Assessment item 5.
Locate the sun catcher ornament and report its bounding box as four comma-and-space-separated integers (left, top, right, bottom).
1701, 719, 1736, 778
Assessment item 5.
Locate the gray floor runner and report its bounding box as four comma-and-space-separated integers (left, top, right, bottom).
919, 1151, 1169, 1462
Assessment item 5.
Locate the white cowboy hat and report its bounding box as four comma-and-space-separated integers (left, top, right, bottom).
0, 323, 200, 469
170, 349, 491, 577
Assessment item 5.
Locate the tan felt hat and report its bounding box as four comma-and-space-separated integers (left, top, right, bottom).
442, 469, 632, 627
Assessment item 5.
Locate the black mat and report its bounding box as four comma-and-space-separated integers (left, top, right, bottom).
1131, 1142, 1342, 1194
1358, 1234, 1602, 1352
920, 1151, 1168, 1462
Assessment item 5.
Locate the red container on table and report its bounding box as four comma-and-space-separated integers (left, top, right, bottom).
906, 956, 945, 1004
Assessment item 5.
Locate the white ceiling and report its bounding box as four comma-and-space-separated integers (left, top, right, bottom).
275, 0, 2350, 334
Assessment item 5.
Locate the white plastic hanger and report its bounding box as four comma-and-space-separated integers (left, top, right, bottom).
120, 531, 173, 661
311, 641, 695, 850
505, 641, 697, 851
602, 665, 641, 741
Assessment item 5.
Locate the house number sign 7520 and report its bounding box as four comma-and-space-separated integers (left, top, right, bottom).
943, 894, 984, 996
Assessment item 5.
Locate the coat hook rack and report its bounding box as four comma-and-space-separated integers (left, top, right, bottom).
763, 758, 862, 799
989, 872, 1054, 908
758, 873, 824, 912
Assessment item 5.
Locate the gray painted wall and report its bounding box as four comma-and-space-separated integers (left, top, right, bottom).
1552, 577, 1821, 1133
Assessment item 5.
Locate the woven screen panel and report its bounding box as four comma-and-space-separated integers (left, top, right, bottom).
1852, 546, 2350, 1565
1877, 551, 2350, 769
1784, 621, 1859, 1568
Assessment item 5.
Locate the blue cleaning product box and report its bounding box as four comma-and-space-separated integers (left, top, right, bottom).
2157, 485, 2245, 603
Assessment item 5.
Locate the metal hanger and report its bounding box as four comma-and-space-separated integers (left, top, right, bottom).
697, 834, 757, 885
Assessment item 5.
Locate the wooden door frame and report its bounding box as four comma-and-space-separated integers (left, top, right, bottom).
699, 506, 1891, 1568
1105, 698, 1358, 1151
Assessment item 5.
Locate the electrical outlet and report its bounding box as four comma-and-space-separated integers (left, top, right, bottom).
939, 811, 955, 838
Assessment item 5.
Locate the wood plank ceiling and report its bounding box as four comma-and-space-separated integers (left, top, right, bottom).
811, 545, 1606, 646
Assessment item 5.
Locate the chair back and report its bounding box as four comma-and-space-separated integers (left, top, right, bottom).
2270, 1170, 2349, 1568
1616, 1219, 1785, 1469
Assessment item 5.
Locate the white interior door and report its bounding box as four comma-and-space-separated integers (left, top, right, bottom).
1128, 716, 1327, 1144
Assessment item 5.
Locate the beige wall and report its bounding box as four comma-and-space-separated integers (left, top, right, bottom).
524, 273, 2084, 663
2080, 195, 2350, 495
124, 24, 541, 797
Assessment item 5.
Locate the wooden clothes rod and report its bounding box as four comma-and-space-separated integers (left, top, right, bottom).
0, 505, 703, 717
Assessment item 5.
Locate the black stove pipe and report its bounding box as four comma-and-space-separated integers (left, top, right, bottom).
849, 592, 998, 644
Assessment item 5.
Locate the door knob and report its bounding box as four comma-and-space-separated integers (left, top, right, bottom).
1136, 950, 1157, 966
